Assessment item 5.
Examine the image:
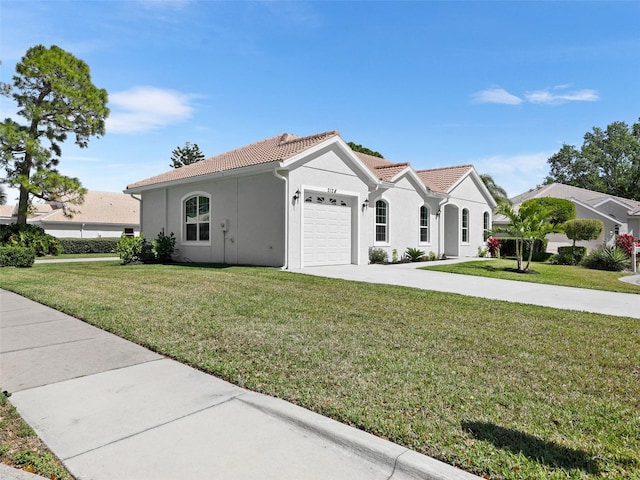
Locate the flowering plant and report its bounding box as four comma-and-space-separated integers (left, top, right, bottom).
615, 233, 636, 257
487, 236, 502, 258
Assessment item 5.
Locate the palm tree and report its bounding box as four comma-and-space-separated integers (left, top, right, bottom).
493, 202, 559, 272
480, 173, 511, 206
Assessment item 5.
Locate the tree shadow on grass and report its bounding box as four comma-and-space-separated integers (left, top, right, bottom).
462, 421, 599, 475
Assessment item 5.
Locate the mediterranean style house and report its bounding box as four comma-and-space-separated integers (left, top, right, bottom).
125, 131, 496, 268
504, 183, 640, 252
0, 191, 140, 238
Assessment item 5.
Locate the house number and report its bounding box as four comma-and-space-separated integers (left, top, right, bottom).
327, 188, 337, 194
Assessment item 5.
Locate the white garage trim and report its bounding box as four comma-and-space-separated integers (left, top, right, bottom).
299, 186, 360, 267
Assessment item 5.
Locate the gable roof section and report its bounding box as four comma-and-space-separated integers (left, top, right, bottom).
36, 191, 139, 225
511, 183, 640, 215
415, 165, 474, 193
127, 131, 340, 191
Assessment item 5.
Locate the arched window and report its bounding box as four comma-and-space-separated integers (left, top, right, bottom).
184, 195, 210, 242
483, 211, 490, 240
375, 200, 388, 243
461, 208, 469, 243
420, 206, 430, 243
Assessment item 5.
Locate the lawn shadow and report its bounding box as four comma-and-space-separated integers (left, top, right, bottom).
462, 421, 599, 475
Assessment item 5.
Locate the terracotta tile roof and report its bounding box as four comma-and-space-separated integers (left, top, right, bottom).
37, 191, 139, 225
0, 205, 15, 218
415, 165, 474, 193
371, 163, 411, 182
353, 151, 396, 170
127, 131, 340, 190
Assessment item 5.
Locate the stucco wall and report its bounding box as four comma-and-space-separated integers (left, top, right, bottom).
41, 224, 140, 238
447, 175, 492, 257
140, 172, 284, 266
369, 175, 441, 260
288, 147, 371, 268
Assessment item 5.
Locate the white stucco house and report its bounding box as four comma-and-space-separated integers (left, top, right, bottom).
502, 183, 640, 252
0, 191, 140, 238
125, 131, 496, 268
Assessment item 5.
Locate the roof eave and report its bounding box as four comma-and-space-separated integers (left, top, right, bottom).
124, 160, 284, 194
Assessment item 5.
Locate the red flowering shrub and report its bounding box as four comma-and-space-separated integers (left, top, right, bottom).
487, 237, 502, 258
615, 233, 636, 257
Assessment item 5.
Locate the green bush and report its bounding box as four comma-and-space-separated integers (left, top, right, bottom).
552, 246, 587, 265
368, 247, 388, 264
115, 234, 145, 265
581, 246, 629, 271
150, 230, 176, 263
0, 224, 61, 256
0, 246, 35, 267
428, 251, 437, 261
59, 237, 119, 254
405, 247, 425, 262
499, 238, 547, 257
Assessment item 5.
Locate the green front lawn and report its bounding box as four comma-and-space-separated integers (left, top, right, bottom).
422, 259, 640, 294
1, 262, 638, 479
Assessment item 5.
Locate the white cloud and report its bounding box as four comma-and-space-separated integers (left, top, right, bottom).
106, 86, 194, 134
525, 87, 599, 105
473, 151, 552, 197
471, 88, 523, 105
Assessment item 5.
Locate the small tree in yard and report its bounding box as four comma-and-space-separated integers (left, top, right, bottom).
563, 219, 603, 247
0, 45, 109, 225
493, 202, 559, 272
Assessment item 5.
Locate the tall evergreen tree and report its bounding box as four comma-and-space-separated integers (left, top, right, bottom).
0, 45, 109, 224
170, 142, 205, 168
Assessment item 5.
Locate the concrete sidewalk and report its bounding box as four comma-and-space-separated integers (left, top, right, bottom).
0, 289, 479, 480
291, 260, 640, 319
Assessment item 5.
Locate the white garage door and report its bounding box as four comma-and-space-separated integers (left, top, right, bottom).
303, 195, 352, 267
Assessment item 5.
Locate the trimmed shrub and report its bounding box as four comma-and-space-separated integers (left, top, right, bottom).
369, 247, 388, 264
499, 238, 547, 258
149, 230, 176, 263
59, 238, 120, 254
563, 219, 603, 246
521, 197, 575, 225
582, 246, 629, 271
0, 246, 35, 267
116, 234, 145, 265
553, 246, 587, 265
0, 224, 61, 257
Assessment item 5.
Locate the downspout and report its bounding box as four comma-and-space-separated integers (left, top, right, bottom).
129, 194, 142, 236
273, 168, 289, 270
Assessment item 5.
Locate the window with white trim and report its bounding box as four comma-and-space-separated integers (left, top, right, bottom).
462, 208, 469, 243
483, 211, 490, 240
375, 200, 388, 243
185, 195, 210, 242
420, 206, 430, 243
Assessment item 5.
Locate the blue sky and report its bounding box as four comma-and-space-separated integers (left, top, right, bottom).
2, 0, 639, 203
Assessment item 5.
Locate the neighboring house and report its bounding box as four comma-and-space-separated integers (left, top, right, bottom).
125, 131, 496, 268
0, 191, 140, 238
498, 183, 640, 252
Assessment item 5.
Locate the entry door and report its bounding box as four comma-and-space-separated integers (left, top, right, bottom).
303, 195, 352, 266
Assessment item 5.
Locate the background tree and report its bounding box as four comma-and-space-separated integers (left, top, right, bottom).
0, 45, 109, 224
563, 218, 603, 247
520, 197, 575, 226
545, 119, 640, 201
347, 141, 384, 158
170, 142, 205, 168
0, 185, 6, 205
480, 173, 510, 205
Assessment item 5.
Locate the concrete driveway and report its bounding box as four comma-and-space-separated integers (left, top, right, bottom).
290, 260, 640, 319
